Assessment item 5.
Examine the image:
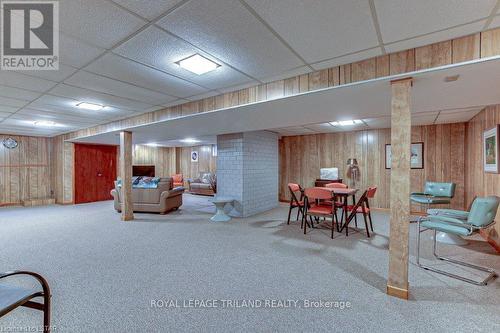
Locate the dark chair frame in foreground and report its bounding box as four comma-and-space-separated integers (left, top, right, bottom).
0, 271, 51, 332
416, 196, 499, 286
287, 183, 305, 226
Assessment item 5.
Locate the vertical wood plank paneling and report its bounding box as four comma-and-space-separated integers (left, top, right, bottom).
465, 105, 500, 247
452, 34, 480, 63
0, 135, 51, 205
389, 50, 415, 75
415, 41, 452, 70
481, 28, 500, 57
376, 55, 390, 78
278, 123, 467, 210
351, 58, 376, 82
308, 70, 328, 91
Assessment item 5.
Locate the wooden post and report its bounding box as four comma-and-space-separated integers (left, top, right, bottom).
387, 78, 412, 299
120, 131, 134, 221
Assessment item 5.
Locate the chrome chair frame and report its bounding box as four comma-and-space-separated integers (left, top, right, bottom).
416, 218, 497, 286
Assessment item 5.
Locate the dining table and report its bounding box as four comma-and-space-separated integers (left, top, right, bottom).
310, 186, 359, 230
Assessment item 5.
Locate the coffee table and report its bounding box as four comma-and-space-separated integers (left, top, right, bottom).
210, 197, 234, 222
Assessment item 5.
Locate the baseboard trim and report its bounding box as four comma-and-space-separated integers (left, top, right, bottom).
479, 229, 500, 253
386, 284, 409, 300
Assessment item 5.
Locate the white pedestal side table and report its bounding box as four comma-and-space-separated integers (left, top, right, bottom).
210, 197, 234, 222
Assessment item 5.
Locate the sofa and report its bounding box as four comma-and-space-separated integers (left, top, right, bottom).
188, 172, 215, 196
111, 177, 184, 214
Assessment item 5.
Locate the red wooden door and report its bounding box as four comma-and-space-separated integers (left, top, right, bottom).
74, 144, 117, 204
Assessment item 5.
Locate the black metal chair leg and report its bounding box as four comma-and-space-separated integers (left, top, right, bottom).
296, 207, 300, 221
368, 212, 374, 232
362, 212, 370, 238
287, 206, 292, 225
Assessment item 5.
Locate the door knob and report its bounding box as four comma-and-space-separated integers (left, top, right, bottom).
97, 172, 102, 177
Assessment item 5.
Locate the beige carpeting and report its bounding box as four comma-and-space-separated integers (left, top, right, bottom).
0, 194, 499, 332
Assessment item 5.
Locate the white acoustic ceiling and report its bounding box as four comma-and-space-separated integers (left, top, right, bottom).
0, 0, 499, 137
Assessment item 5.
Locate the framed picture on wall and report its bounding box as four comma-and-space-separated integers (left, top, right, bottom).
385, 142, 424, 169
191, 151, 198, 162
484, 125, 499, 173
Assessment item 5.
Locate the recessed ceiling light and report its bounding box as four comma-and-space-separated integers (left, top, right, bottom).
179, 138, 200, 144
76, 102, 105, 111
329, 120, 363, 126
176, 54, 220, 75
145, 143, 160, 147
34, 120, 57, 127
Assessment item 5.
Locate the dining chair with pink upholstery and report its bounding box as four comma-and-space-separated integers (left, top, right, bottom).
303, 187, 338, 238
287, 183, 305, 226
343, 186, 377, 237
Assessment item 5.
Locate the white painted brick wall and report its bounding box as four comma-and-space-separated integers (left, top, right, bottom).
217, 131, 278, 217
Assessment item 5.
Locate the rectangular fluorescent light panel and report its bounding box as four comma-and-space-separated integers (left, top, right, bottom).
177, 54, 220, 75
76, 102, 105, 111
329, 120, 363, 126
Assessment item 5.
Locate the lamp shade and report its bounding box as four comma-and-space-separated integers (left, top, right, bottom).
347, 158, 358, 165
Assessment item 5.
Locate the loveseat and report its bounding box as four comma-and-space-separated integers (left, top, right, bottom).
188, 172, 215, 196
111, 177, 184, 214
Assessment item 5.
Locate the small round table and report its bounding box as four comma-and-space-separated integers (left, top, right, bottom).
210, 197, 234, 222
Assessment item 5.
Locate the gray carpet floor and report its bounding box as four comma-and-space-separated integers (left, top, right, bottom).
0, 194, 499, 332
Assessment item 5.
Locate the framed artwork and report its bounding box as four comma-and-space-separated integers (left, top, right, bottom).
385, 142, 424, 169
191, 151, 198, 162
484, 126, 499, 173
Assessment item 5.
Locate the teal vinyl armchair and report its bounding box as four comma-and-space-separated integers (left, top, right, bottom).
411, 181, 456, 208
416, 196, 500, 285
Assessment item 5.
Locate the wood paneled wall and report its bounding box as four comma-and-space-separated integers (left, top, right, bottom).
279, 123, 466, 211
465, 105, 500, 245
176, 145, 217, 185
50, 136, 74, 204
0, 135, 51, 205
131, 145, 176, 178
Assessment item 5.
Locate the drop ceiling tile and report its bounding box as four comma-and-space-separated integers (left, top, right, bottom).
60, 0, 146, 48
330, 124, 368, 132
375, 0, 496, 43
303, 123, 338, 133
64, 71, 178, 105
13, 64, 78, 82
0, 112, 13, 118
31, 95, 136, 120
157, 0, 304, 78
311, 48, 383, 70
279, 126, 316, 135
0, 72, 57, 92
183, 91, 220, 102
216, 81, 260, 94
411, 112, 438, 126
12, 109, 97, 126
259, 66, 311, 84
112, 0, 182, 20
115, 26, 253, 90
363, 117, 391, 129
59, 34, 106, 68
86, 54, 208, 98
439, 107, 483, 114
1, 118, 78, 132
50, 84, 153, 111
385, 20, 486, 53
0, 96, 28, 108
0, 86, 42, 101
435, 109, 482, 124
489, 14, 500, 29
0, 124, 60, 136
0, 106, 19, 113
245, 0, 379, 63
